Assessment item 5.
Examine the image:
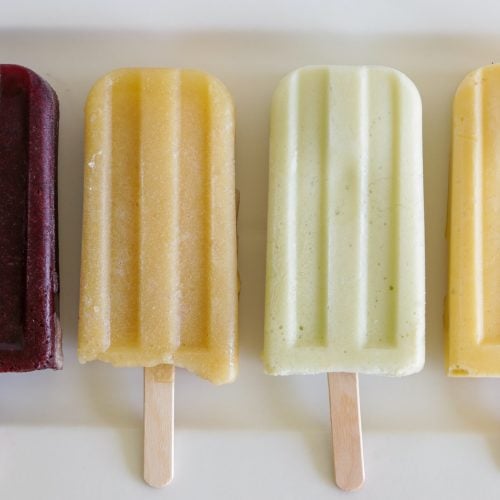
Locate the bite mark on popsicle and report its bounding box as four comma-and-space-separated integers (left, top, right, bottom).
78, 68, 238, 384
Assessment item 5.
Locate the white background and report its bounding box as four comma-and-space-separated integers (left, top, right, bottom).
1, 1, 500, 499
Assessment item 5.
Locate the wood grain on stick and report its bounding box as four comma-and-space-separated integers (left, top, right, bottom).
144, 364, 175, 488
328, 372, 364, 491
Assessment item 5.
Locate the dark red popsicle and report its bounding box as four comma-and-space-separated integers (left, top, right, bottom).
0, 64, 61, 371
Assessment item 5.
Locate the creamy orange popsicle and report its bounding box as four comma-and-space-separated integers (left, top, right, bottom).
78, 68, 238, 384
447, 64, 500, 376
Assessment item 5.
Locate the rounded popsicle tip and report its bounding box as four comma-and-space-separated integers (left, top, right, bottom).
378, 65, 421, 102
0, 64, 58, 107
85, 67, 234, 112
0, 63, 34, 89
272, 64, 421, 93
453, 67, 482, 107
84, 68, 132, 113
453, 63, 500, 108
271, 66, 422, 137
0, 63, 47, 84
184, 68, 234, 102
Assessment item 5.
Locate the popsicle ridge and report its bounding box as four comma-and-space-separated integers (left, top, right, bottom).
264, 66, 424, 376
79, 69, 237, 384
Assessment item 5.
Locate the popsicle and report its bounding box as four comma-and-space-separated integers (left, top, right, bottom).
264, 66, 425, 489
78, 68, 238, 486
447, 64, 500, 376
0, 64, 61, 372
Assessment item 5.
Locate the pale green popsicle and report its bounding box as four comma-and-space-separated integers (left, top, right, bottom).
263, 66, 425, 376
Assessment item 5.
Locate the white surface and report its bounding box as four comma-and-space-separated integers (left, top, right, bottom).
1, 1, 500, 499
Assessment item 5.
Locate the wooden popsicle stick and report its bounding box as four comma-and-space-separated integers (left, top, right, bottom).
327, 372, 364, 491
144, 364, 175, 487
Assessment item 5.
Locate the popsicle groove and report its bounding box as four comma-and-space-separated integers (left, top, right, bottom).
387, 74, 401, 348
178, 72, 210, 350
470, 69, 484, 345
319, 70, 331, 349
364, 73, 399, 349
102, 77, 113, 351
295, 69, 329, 347
286, 71, 299, 346
481, 71, 500, 345
357, 67, 369, 349
205, 79, 215, 350
389, 75, 401, 349
138, 73, 146, 350
110, 72, 141, 349
293, 71, 306, 347
0, 70, 28, 349
138, 70, 181, 353
169, 71, 182, 350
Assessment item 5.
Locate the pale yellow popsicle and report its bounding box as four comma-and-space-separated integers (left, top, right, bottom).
78, 68, 238, 384
447, 64, 500, 376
